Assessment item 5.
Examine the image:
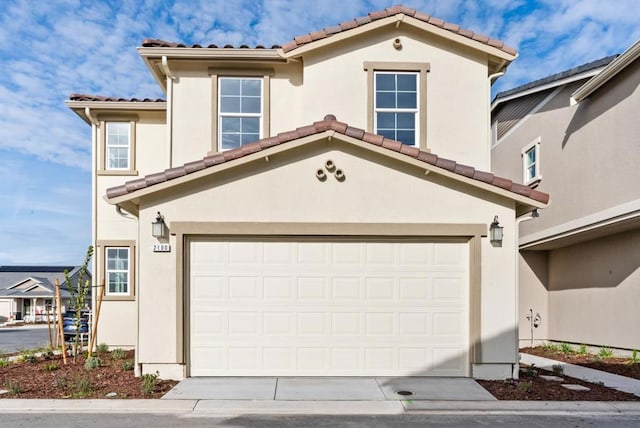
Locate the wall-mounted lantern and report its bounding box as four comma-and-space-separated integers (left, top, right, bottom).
152, 211, 166, 239
489, 215, 503, 245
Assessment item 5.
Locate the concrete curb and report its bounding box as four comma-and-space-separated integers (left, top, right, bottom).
1, 399, 640, 415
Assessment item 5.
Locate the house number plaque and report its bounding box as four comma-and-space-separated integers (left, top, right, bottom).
152, 244, 171, 252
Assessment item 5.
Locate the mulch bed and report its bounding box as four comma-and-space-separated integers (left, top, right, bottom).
0, 350, 177, 399
478, 365, 640, 401
521, 346, 640, 380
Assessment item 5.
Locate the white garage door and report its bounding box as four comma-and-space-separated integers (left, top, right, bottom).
189, 238, 469, 376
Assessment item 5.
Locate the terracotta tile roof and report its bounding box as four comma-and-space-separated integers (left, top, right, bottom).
69, 94, 165, 102
141, 38, 281, 49
106, 115, 549, 205
282, 5, 516, 56
139, 5, 516, 57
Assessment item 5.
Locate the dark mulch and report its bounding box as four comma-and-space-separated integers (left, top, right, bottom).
478, 365, 640, 401
522, 346, 640, 380
0, 350, 177, 399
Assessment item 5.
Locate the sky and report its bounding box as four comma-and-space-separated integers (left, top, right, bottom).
0, 0, 638, 266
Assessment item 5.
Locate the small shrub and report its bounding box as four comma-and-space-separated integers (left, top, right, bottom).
542, 343, 560, 353
111, 348, 127, 360
121, 360, 134, 371
577, 344, 588, 356
552, 364, 564, 375
84, 356, 101, 370
630, 349, 639, 365
141, 373, 158, 395
43, 363, 59, 372
73, 376, 93, 398
517, 381, 533, 393
5, 380, 23, 395
96, 343, 109, 354
522, 364, 538, 378
0, 358, 9, 367
560, 343, 573, 354
39, 346, 54, 360
599, 346, 614, 359
18, 350, 37, 363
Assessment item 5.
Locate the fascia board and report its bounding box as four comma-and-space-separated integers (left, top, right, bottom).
138, 47, 284, 61
491, 68, 604, 111
572, 39, 640, 102
66, 101, 167, 125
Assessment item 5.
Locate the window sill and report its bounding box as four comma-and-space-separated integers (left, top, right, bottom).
97, 170, 139, 176
525, 177, 542, 188
102, 294, 135, 301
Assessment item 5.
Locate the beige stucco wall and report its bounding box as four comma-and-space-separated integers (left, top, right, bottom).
518, 250, 549, 347
126, 139, 518, 374
168, 25, 492, 172
94, 112, 166, 347
547, 229, 640, 349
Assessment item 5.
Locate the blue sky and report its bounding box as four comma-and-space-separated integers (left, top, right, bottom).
0, 0, 638, 265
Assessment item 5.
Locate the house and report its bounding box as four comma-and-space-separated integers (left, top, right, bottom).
0, 266, 88, 323
491, 40, 640, 350
66, 5, 548, 380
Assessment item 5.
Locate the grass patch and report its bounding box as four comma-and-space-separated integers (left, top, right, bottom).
542, 343, 560, 353
631, 350, 639, 365
599, 347, 614, 359
96, 343, 109, 354
121, 360, 134, 371
18, 349, 37, 364
560, 343, 573, 354
72, 376, 93, 398
111, 348, 126, 360
5, 380, 23, 395
577, 344, 588, 356
43, 363, 59, 372
517, 381, 533, 393
84, 356, 101, 370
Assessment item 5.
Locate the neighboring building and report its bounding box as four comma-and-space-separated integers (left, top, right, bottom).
0, 266, 89, 322
491, 40, 640, 350
67, 6, 548, 380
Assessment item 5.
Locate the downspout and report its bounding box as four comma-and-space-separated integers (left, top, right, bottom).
487, 72, 504, 171
513, 208, 540, 378
84, 108, 99, 343
161, 56, 175, 168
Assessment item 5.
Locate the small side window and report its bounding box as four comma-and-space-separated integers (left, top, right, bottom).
522, 137, 541, 185
106, 247, 130, 295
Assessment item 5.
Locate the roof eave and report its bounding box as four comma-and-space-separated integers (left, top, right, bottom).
105, 131, 548, 211
572, 39, 640, 102
66, 100, 167, 125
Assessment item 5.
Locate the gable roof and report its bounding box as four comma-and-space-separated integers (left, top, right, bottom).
491, 55, 618, 110
106, 115, 549, 210
0, 266, 86, 296
281, 5, 516, 58
572, 39, 640, 102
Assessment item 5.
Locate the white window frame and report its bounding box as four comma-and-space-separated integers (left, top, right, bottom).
522, 137, 542, 185
373, 71, 419, 147
105, 247, 130, 296
105, 122, 131, 170
217, 77, 263, 151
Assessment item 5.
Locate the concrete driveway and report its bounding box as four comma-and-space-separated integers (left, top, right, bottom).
0, 324, 52, 354
162, 377, 496, 401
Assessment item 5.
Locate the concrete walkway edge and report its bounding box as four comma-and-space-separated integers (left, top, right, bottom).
1, 399, 640, 415
521, 353, 640, 397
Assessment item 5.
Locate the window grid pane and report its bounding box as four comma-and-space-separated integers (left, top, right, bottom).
374, 72, 418, 147
106, 122, 130, 170
106, 247, 129, 294
219, 78, 262, 151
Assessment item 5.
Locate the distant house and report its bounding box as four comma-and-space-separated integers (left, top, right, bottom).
491, 39, 640, 350
0, 266, 91, 323
67, 5, 548, 380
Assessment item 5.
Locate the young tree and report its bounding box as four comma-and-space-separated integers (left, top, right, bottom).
63, 245, 94, 361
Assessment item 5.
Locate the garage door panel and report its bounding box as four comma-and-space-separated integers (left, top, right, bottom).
190, 239, 469, 376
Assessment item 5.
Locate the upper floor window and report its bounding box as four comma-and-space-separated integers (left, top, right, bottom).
364, 62, 430, 150
522, 137, 541, 185
374, 72, 418, 146
106, 122, 131, 170
218, 77, 262, 151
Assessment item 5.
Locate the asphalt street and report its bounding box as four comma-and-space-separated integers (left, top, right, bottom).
0, 324, 52, 354
2, 413, 640, 427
